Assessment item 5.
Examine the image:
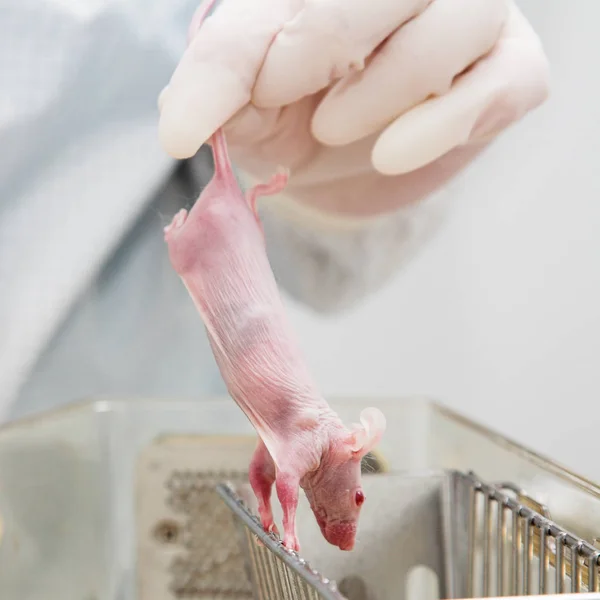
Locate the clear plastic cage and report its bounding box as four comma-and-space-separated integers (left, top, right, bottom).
1, 396, 600, 600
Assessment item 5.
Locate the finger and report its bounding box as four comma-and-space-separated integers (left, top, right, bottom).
252, 0, 432, 109
187, 0, 219, 45
468, 0, 550, 141
312, 0, 508, 146
158, 85, 168, 112
371, 2, 550, 176
158, 0, 298, 159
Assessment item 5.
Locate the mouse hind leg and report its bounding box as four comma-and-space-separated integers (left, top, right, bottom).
245, 169, 290, 229
249, 438, 279, 535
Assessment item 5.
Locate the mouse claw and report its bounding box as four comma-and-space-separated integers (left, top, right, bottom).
254, 522, 279, 548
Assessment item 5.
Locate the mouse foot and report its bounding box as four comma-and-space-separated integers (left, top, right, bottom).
163, 208, 188, 240
282, 532, 300, 553
245, 168, 290, 217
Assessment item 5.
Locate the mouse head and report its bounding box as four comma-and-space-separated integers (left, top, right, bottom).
303, 407, 386, 551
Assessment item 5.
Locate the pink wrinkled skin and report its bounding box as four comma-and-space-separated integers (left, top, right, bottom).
164, 129, 386, 551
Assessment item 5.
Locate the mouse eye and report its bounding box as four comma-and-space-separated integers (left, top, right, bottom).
355, 490, 365, 506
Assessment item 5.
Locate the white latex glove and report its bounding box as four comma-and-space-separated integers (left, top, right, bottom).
158, 0, 549, 221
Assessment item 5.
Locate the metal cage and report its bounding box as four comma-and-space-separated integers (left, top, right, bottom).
3, 397, 600, 600
217, 470, 600, 600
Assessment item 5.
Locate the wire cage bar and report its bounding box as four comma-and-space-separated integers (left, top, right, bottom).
216, 470, 600, 600
218, 481, 344, 600
467, 474, 600, 598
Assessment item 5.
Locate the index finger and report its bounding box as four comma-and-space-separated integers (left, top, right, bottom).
252, 0, 432, 108
158, 0, 299, 159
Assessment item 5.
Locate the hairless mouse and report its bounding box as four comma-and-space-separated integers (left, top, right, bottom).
163, 0, 386, 553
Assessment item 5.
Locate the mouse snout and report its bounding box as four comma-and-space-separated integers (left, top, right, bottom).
324, 520, 357, 551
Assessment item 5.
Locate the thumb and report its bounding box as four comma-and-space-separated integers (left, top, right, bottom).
158, 0, 296, 159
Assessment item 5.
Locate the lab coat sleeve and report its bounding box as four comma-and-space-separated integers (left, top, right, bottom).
257, 194, 450, 313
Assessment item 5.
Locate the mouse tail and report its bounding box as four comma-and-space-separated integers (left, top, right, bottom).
210, 128, 236, 183
211, 128, 289, 223
189, 1, 239, 191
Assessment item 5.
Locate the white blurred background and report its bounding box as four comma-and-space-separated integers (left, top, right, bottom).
284, 2, 600, 480
1, 2, 598, 480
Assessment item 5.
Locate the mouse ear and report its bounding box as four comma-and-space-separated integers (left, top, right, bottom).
349, 407, 386, 457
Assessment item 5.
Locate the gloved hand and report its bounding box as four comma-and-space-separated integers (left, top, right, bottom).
158, 0, 549, 222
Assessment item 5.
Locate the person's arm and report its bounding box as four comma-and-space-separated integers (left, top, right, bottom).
259, 190, 446, 313
163, 0, 549, 314
249, 145, 486, 313
248, 3, 549, 313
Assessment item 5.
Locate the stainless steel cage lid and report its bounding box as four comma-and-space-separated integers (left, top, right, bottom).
217, 470, 600, 600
